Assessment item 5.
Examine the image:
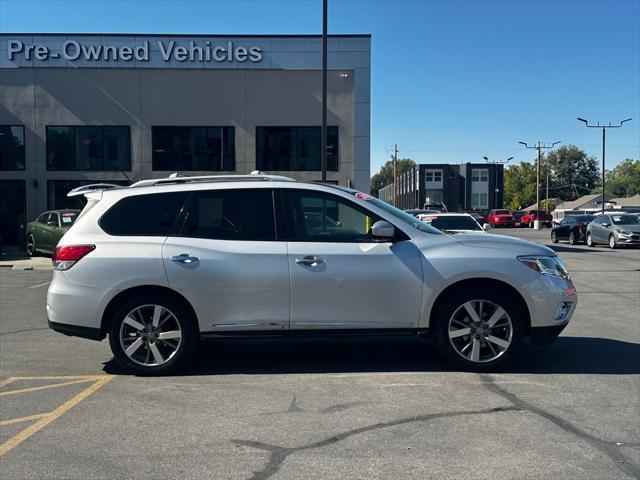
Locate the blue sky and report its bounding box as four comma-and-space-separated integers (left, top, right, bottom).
1, 0, 638, 174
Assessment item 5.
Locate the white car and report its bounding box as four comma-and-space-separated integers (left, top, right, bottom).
417, 213, 489, 234
47, 174, 577, 374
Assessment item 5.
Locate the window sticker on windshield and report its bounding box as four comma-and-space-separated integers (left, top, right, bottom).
62, 216, 73, 224
613, 216, 622, 222
355, 193, 373, 200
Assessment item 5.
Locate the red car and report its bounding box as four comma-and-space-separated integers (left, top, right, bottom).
520, 210, 553, 228
487, 209, 515, 227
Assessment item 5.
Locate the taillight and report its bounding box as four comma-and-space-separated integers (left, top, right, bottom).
52, 245, 95, 271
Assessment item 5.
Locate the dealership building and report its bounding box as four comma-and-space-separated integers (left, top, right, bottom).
0, 33, 371, 245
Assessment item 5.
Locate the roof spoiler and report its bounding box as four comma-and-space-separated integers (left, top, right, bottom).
67, 183, 125, 197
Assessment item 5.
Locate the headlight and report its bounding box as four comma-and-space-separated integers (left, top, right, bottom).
518, 255, 570, 279
616, 228, 630, 235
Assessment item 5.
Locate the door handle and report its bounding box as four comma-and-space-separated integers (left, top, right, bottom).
295, 255, 324, 267
170, 253, 199, 264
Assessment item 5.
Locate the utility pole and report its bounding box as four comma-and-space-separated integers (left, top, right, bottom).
392, 143, 398, 206
577, 117, 632, 214
321, 0, 328, 183
518, 141, 560, 229
483, 156, 513, 209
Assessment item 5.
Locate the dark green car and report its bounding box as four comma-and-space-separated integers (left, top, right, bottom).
26, 210, 81, 256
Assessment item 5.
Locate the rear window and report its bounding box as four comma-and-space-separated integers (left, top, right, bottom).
179, 189, 276, 241
60, 211, 78, 225
425, 216, 483, 232
494, 210, 511, 215
100, 192, 188, 236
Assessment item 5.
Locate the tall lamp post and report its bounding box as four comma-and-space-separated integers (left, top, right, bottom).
518, 141, 560, 229
483, 156, 513, 209
321, 0, 328, 183
577, 117, 632, 214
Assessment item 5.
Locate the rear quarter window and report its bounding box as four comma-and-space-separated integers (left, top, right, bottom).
100, 192, 188, 236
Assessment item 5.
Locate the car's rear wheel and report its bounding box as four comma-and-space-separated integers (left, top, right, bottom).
609, 234, 617, 249
108, 295, 197, 375
587, 233, 595, 247
569, 232, 576, 245
26, 234, 36, 257
551, 231, 558, 243
434, 287, 524, 372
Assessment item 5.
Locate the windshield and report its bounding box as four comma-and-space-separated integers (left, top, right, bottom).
366, 198, 442, 234
427, 216, 483, 232
60, 211, 79, 225
611, 214, 640, 225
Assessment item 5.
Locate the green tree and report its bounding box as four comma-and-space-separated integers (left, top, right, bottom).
503, 161, 537, 211
592, 158, 640, 198
370, 157, 416, 197
544, 145, 598, 201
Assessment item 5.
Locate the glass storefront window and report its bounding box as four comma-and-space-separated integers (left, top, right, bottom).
152, 126, 235, 171
0, 180, 26, 245
0, 125, 25, 171
46, 126, 131, 171
256, 126, 339, 171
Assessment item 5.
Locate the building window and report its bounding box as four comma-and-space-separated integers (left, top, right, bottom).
46, 126, 131, 171
471, 192, 488, 209
47, 180, 130, 210
256, 126, 338, 171
471, 168, 489, 182
425, 169, 442, 183
152, 126, 235, 171
0, 125, 25, 170
426, 190, 443, 204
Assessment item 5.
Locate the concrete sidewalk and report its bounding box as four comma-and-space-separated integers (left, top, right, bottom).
0, 248, 52, 270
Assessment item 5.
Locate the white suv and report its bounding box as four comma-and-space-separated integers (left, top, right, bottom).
47, 174, 577, 374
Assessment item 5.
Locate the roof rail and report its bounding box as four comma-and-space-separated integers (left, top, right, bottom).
130, 172, 296, 188
67, 183, 126, 197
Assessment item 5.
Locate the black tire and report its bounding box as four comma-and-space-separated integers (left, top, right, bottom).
568, 232, 576, 245
108, 294, 198, 375
609, 234, 617, 249
26, 233, 36, 257
551, 231, 558, 243
433, 286, 525, 372
587, 233, 595, 247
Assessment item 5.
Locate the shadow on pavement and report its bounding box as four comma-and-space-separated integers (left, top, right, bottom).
103, 336, 640, 376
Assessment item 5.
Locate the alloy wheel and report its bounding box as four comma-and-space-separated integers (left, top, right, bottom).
119, 304, 183, 367
551, 232, 558, 243
569, 232, 575, 245
27, 234, 35, 256
609, 235, 617, 249
447, 299, 513, 363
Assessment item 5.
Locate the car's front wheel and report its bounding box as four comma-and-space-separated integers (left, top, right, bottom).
108, 295, 197, 375
434, 287, 524, 372
26, 234, 36, 257
551, 231, 558, 243
587, 233, 595, 247
609, 234, 617, 249
569, 232, 576, 245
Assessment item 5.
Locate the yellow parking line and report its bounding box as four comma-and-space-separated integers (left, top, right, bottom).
29, 282, 50, 289
0, 413, 50, 427
0, 378, 99, 397
4, 375, 104, 381
0, 375, 113, 456
0, 377, 17, 388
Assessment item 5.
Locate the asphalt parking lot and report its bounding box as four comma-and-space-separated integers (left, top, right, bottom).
1, 228, 638, 480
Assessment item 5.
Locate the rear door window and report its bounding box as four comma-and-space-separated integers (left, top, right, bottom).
100, 192, 189, 236
179, 189, 276, 241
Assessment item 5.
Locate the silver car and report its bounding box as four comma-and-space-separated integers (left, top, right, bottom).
47, 174, 577, 374
586, 213, 640, 249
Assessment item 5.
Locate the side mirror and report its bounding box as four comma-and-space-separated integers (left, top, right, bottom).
602, 222, 609, 227
483, 223, 492, 230
371, 220, 395, 239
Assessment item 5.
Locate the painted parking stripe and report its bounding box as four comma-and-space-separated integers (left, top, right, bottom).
29, 282, 50, 289
0, 375, 114, 456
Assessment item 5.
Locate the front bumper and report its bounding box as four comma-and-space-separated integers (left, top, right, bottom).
521, 273, 577, 332
616, 233, 640, 244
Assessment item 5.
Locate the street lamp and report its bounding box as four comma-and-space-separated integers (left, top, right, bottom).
577, 117, 632, 214
518, 141, 560, 229
483, 156, 513, 209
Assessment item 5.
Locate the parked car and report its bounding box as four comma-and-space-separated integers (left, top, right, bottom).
487, 209, 515, 227
47, 174, 577, 374
586, 213, 640, 249
468, 212, 486, 226
418, 213, 488, 234
26, 210, 81, 256
405, 209, 441, 218
512, 211, 526, 228
424, 202, 448, 213
520, 210, 553, 228
551, 215, 594, 245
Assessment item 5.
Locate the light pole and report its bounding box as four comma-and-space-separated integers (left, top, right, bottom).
577, 117, 632, 214
518, 141, 560, 229
321, 0, 328, 183
483, 156, 513, 209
